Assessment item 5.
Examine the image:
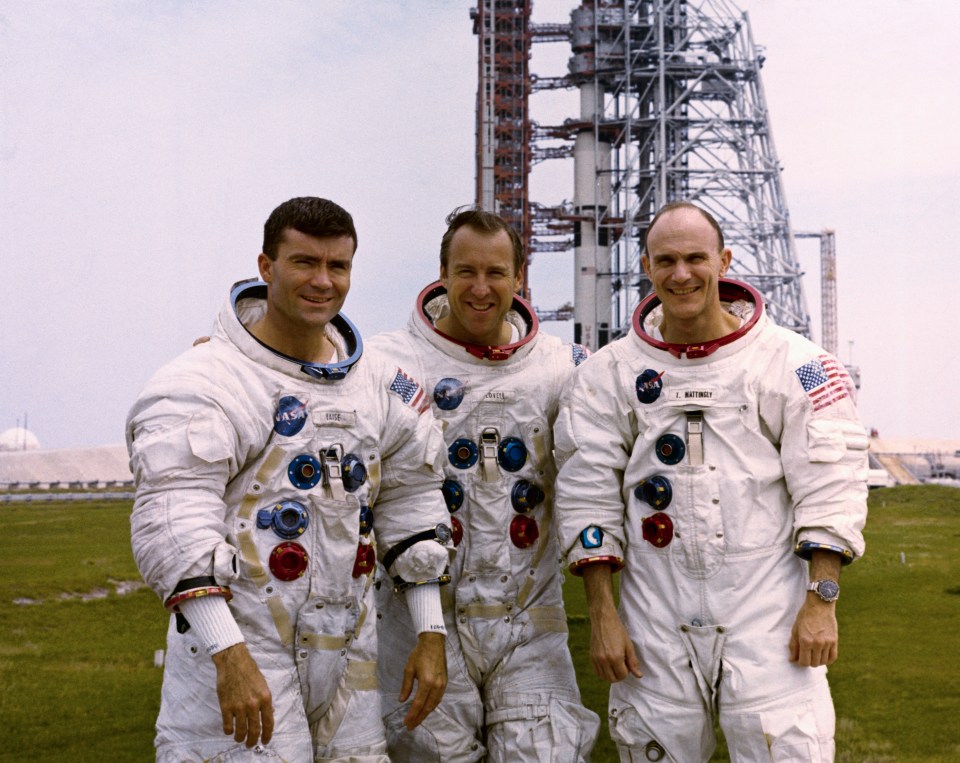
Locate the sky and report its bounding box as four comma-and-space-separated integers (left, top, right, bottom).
1, 0, 958, 450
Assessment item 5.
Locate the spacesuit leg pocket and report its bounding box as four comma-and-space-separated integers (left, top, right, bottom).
382, 635, 485, 763
608, 691, 714, 763
539, 697, 600, 763
723, 690, 835, 763
294, 598, 356, 725
382, 702, 484, 763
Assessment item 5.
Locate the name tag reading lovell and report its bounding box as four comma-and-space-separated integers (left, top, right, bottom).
481, 390, 512, 404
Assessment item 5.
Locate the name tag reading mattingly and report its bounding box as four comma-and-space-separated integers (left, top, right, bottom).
669, 388, 715, 402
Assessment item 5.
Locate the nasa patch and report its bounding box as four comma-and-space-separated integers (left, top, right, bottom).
580, 525, 604, 549
635, 369, 664, 404
274, 396, 308, 436
433, 377, 466, 410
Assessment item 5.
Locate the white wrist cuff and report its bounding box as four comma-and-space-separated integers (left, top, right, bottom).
404, 583, 446, 635
177, 595, 245, 655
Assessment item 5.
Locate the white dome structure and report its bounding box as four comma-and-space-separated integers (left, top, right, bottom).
0, 427, 41, 452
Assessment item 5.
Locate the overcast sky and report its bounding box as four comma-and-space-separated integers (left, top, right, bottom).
1, 0, 958, 450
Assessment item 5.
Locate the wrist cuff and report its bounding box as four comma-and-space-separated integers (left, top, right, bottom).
569, 555, 625, 577
794, 541, 854, 565
404, 583, 446, 636
164, 581, 232, 612
177, 595, 244, 655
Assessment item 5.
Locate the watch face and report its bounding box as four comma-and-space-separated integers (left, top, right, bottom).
817, 580, 840, 600
435, 523, 453, 544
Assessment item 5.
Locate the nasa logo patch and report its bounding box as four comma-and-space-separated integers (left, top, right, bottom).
636, 369, 664, 404
580, 525, 603, 549
274, 396, 308, 436
433, 377, 466, 410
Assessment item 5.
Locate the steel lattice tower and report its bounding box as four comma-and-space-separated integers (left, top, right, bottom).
473, 0, 813, 350
471, 0, 534, 299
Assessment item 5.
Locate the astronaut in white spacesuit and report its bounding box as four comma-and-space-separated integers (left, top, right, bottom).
127, 197, 452, 763
554, 201, 868, 763
368, 208, 599, 761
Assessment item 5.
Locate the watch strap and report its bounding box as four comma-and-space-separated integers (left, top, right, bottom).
381, 524, 451, 572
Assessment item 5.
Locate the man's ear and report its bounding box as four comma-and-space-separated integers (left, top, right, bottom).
257, 253, 272, 283
719, 247, 733, 276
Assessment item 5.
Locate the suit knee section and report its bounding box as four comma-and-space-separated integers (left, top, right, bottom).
382, 703, 484, 763
722, 682, 836, 763
487, 697, 599, 763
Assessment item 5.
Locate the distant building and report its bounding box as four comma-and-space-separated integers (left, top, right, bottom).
0, 427, 40, 452
0, 444, 133, 501
869, 436, 960, 488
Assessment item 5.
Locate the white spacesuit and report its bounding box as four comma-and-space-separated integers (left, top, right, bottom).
555, 280, 868, 763
367, 282, 600, 762
127, 281, 452, 763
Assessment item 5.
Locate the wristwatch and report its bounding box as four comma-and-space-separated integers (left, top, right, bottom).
808, 579, 840, 602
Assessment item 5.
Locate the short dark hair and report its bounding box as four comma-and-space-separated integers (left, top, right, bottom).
644, 201, 725, 253
262, 197, 358, 260
439, 206, 524, 275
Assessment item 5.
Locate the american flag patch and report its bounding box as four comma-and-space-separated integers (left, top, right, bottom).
570, 343, 590, 367
389, 368, 428, 413
794, 355, 851, 412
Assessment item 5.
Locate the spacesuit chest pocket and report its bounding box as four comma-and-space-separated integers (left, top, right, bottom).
672, 465, 726, 579
304, 491, 363, 589
806, 418, 867, 463
294, 595, 359, 724
466, 478, 515, 573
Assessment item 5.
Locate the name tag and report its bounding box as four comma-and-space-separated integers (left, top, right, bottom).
316, 410, 357, 428
669, 388, 714, 401
482, 390, 510, 403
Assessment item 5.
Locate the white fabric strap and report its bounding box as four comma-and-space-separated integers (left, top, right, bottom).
404, 583, 447, 635
177, 595, 245, 655
686, 410, 704, 466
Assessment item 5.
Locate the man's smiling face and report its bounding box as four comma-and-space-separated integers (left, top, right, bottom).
642, 206, 732, 341
258, 228, 354, 336
438, 226, 522, 347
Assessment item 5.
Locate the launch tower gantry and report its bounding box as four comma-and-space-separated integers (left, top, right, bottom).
473, 0, 814, 351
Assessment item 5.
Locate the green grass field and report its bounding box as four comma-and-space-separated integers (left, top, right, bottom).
1, 485, 958, 761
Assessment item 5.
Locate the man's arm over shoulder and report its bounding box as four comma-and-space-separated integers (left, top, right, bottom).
364, 329, 425, 384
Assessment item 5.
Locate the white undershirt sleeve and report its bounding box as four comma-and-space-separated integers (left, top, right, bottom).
404, 583, 447, 636
176, 595, 245, 656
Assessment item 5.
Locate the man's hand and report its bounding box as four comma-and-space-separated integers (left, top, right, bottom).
791, 549, 843, 667
399, 631, 447, 730
583, 564, 643, 683
211, 643, 274, 748
790, 597, 839, 667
